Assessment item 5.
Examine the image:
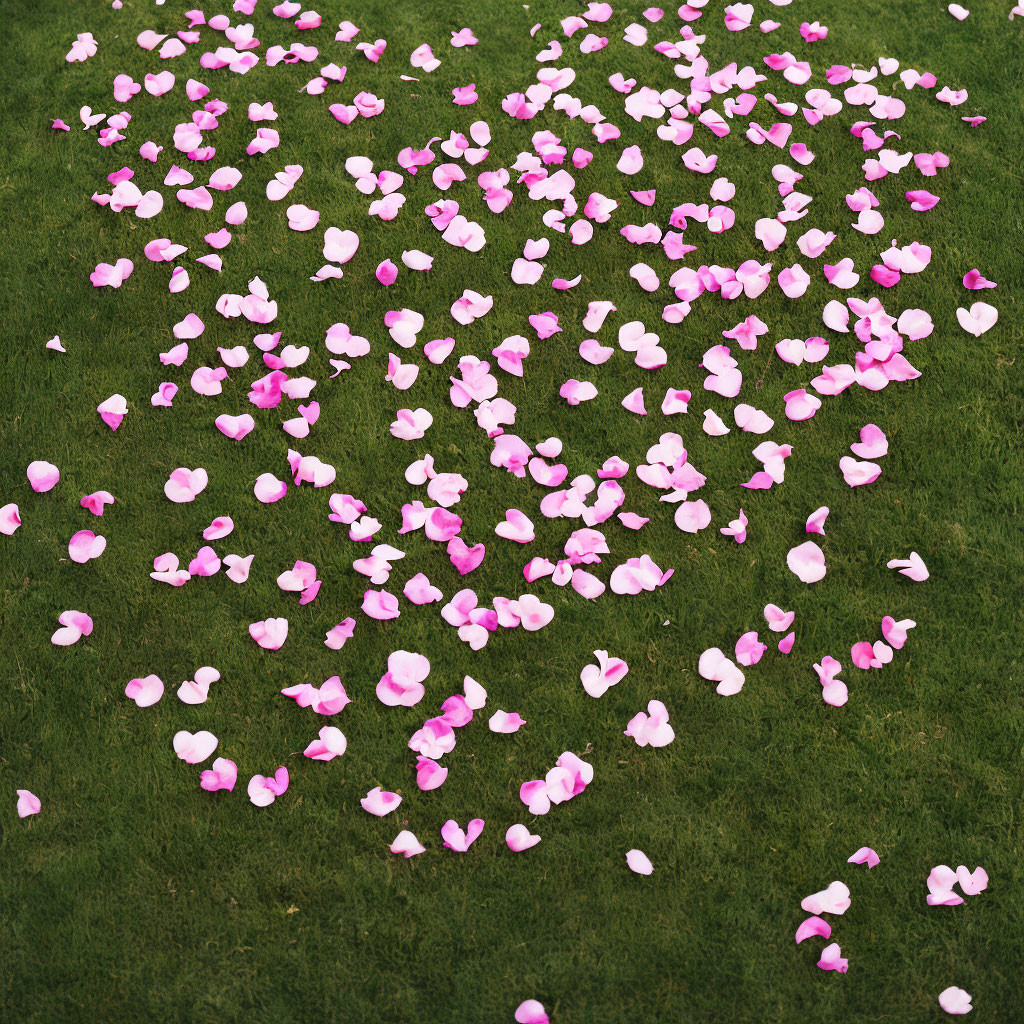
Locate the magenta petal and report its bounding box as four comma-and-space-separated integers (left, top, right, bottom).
848, 846, 881, 868
817, 942, 848, 973
794, 916, 831, 943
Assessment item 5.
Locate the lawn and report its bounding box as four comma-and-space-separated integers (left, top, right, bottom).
1, 0, 1022, 1021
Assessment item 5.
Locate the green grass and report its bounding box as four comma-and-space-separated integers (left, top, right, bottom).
1, 0, 1022, 1020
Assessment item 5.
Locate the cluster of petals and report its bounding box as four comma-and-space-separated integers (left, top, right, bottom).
20, 15, 1002, 1017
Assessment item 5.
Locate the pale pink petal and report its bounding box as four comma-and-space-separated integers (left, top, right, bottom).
938, 987, 972, 1015
626, 849, 653, 874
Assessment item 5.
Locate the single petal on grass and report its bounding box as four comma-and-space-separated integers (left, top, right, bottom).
415, 756, 448, 791
390, 830, 426, 857
840, 456, 882, 487
489, 709, 526, 733
520, 779, 551, 815
0, 503, 21, 534
675, 500, 711, 533
249, 617, 288, 650
629, 262, 660, 291
621, 387, 647, 415
851, 424, 888, 459
515, 1000, 550, 1024
16, 790, 41, 817
927, 864, 964, 906
703, 410, 729, 435
323, 227, 360, 264
224, 554, 254, 584
173, 313, 205, 339
795, 916, 831, 943
956, 865, 989, 895
390, 408, 433, 440
817, 942, 848, 973
461, 675, 487, 711
784, 389, 821, 421
27, 461, 60, 492
202, 516, 234, 541
802, 881, 851, 916
506, 824, 541, 851
788, 541, 826, 583
938, 987, 972, 1015
511, 593, 553, 630
963, 269, 996, 290
626, 849, 653, 874
125, 674, 164, 707
80, 491, 115, 516
956, 301, 997, 336
806, 506, 829, 535
560, 379, 598, 404
254, 473, 287, 502
495, 509, 535, 543
887, 551, 929, 581
848, 846, 881, 868
173, 729, 218, 764
822, 299, 850, 331
361, 786, 402, 816
448, 538, 485, 574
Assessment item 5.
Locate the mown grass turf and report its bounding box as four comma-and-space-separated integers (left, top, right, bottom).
1, 0, 1022, 1021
